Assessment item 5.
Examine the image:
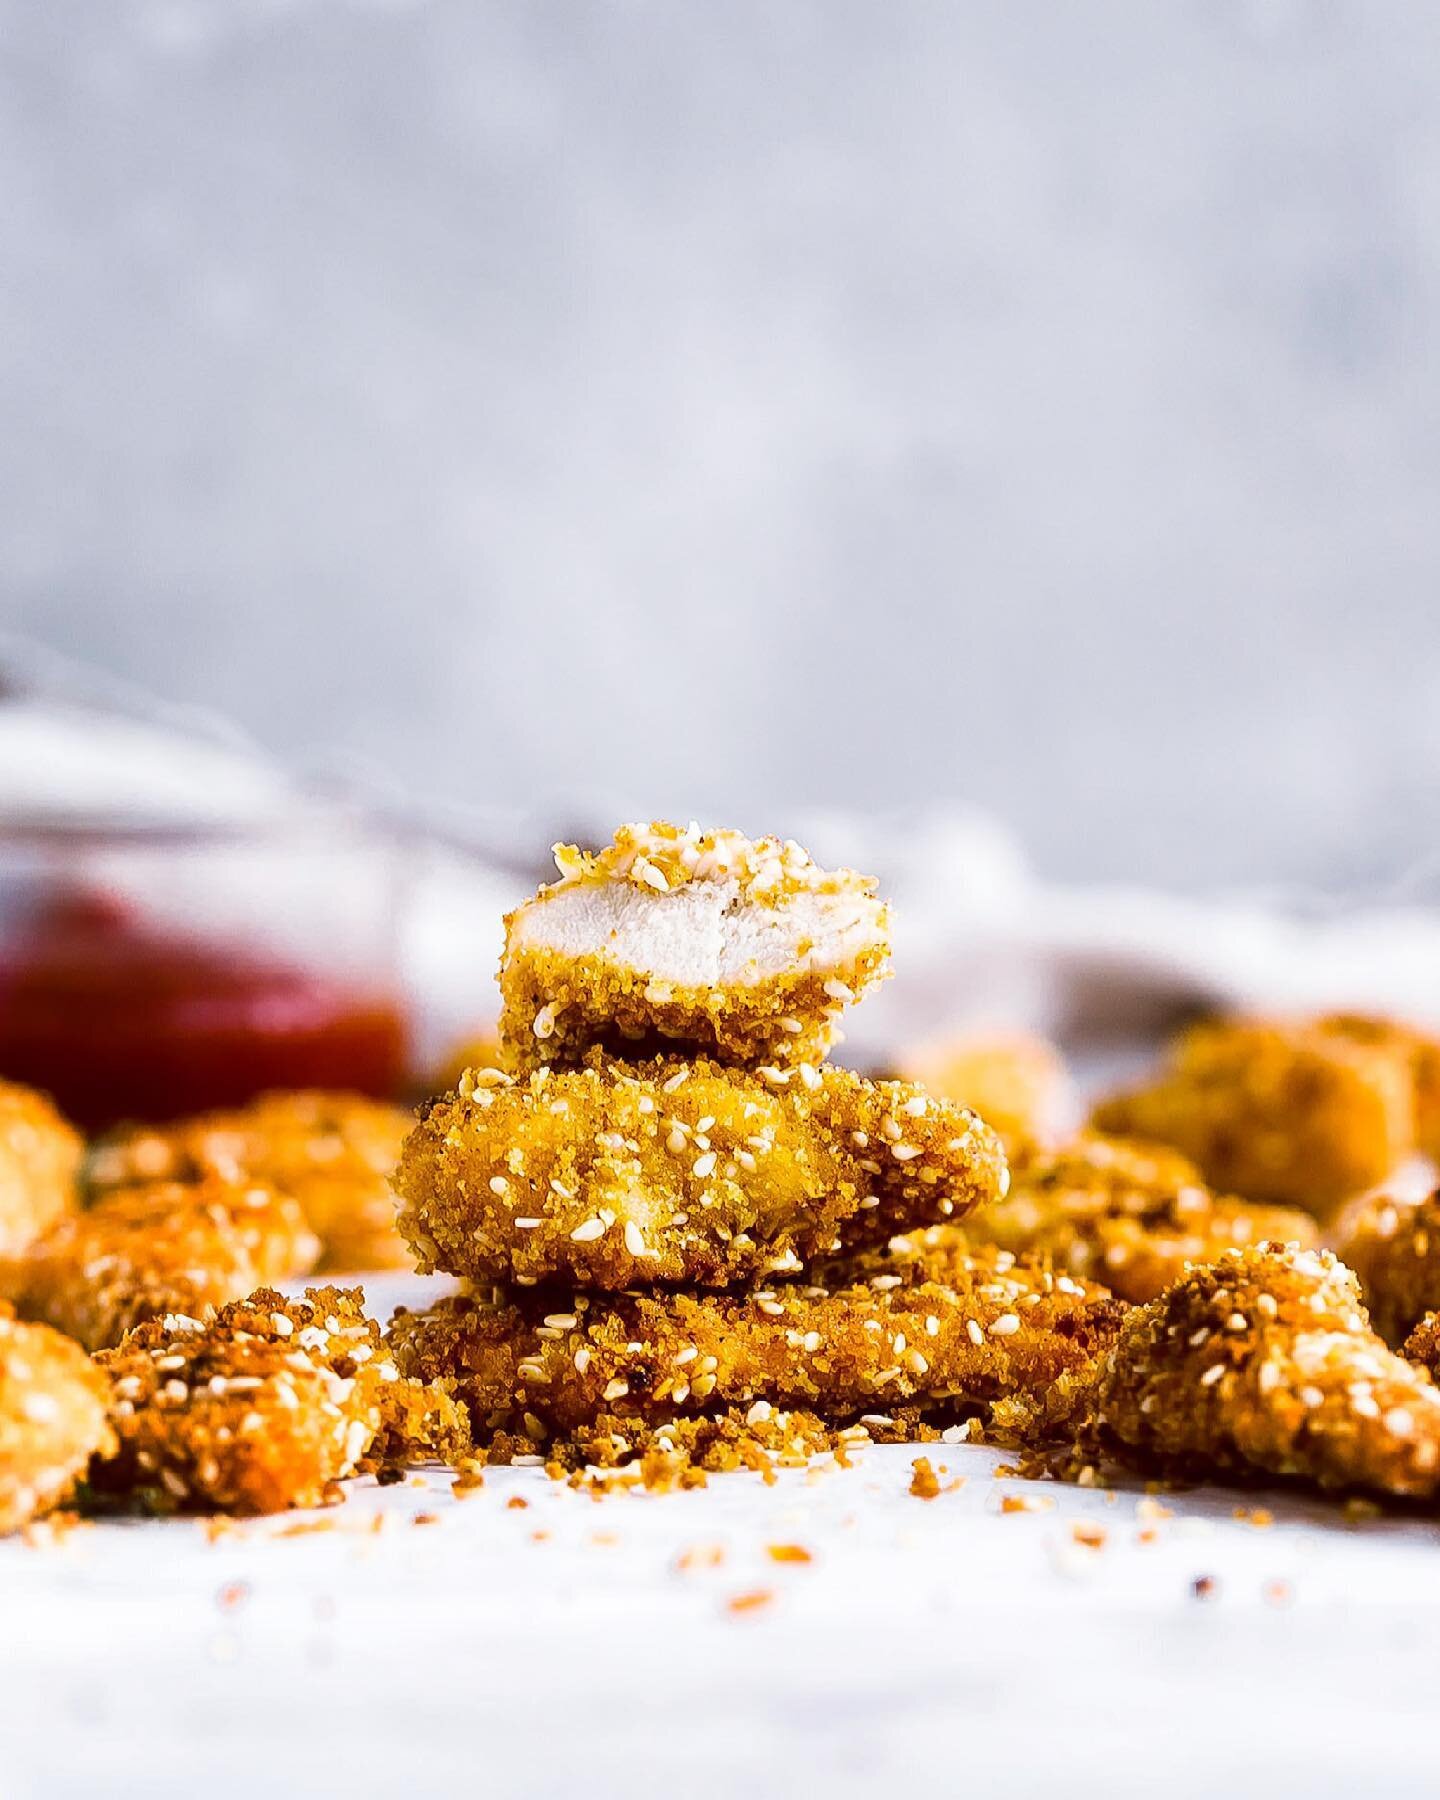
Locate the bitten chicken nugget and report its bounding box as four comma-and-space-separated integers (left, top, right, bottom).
898, 1032, 1075, 1154
93, 1285, 460, 1515
1334, 1188, 1440, 1347
8, 1178, 320, 1352
0, 1307, 115, 1534
0, 1080, 81, 1258
1084, 1244, 1440, 1498
387, 1246, 1124, 1450
396, 1054, 1008, 1289
1090, 1018, 1415, 1213
498, 822, 891, 1073
89, 1091, 413, 1271
959, 1133, 1318, 1303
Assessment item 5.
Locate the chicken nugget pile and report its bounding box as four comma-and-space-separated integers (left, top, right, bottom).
390, 822, 1116, 1471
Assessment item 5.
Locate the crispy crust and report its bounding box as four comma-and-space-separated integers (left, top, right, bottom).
1334, 1188, 1440, 1347
959, 1133, 1319, 1303
387, 1245, 1124, 1449
0, 1309, 115, 1535
1085, 1244, 1440, 1498
897, 1033, 1075, 1154
498, 823, 891, 1073
396, 1054, 1008, 1289
0, 1081, 81, 1260
89, 1091, 413, 1271
1401, 1310, 1440, 1378
1090, 1018, 1415, 1213
7, 1178, 320, 1352
93, 1285, 465, 1516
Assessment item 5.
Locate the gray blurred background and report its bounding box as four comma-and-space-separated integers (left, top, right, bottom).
4, 0, 1439, 893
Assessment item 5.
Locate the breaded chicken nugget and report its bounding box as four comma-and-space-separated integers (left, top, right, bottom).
0, 1307, 115, 1534
1091, 1018, 1415, 1213
959, 1133, 1318, 1303
1085, 1244, 1440, 1498
498, 822, 891, 1073
93, 1285, 459, 1515
0, 1080, 81, 1258
1320, 1013, 1440, 1161
89, 1091, 412, 1271
898, 1032, 1075, 1154
396, 1054, 1007, 1289
7, 1177, 320, 1352
387, 1246, 1123, 1447
1334, 1188, 1440, 1347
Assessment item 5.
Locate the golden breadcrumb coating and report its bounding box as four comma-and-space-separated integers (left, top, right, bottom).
1320, 1013, 1440, 1161
1090, 1018, 1415, 1213
1334, 1188, 1440, 1347
0, 1307, 115, 1535
499, 822, 892, 1073
958, 1133, 1319, 1303
93, 1285, 465, 1515
7, 1177, 320, 1352
396, 1054, 1008, 1289
387, 1245, 1123, 1451
897, 1032, 1075, 1154
1085, 1244, 1440, 1498
0, 1080, 81, 1259
89, 1091, 413, 1271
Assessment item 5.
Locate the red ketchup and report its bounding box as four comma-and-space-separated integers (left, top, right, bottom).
0, 888, 409, 1132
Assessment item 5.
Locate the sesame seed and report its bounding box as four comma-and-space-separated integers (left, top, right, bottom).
988, 1314, 1021, 1337
514, 1217, 542, 1230
602, 1378, 630, 1402
692, 1151, 717, 1179
570, 1217, 606, 1242
489, 1176, 510, 1197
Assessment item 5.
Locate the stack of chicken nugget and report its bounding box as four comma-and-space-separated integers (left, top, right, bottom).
389, 823, 1126, 1473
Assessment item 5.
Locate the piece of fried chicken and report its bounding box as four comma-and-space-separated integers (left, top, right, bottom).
388, 1243, 1124, 1451
88, 1091, 414, 1271
1091, 1018, 1415, 1214
396, 1053, 1007, 1289
93, 1286, 468, 1516
958, 1133, 1318, 1303
897, 1032, 1075, 1155
1083, 1243, 1440, 1498
498, 822, 892, 1073
0, 1081, 81, 1260
1333, 1188, 1440, 1347
6, 1177, 320, 1352
0, 1306, 115, 1535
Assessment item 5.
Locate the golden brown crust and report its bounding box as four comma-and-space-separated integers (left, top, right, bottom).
0, 1310, 115, 1534
0, 1081, 81, 1260
897, 1033, 1075, 1154
959, 1133, 1319, 1303
89, 1091, 413, 1271
1334, 1188, 1440, 1347
498, 823, 891, 1073
1090, 1018, 1415, 1212
396, 1054, 1008, 1289
93, 1285, 465, 1515
1085, 1244, 1440, 1498
387, 1245, 1124, 1450
8, 1177, 320, 1352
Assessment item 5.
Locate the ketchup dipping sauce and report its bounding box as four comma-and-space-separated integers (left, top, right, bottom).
0, 826, 411, 1134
